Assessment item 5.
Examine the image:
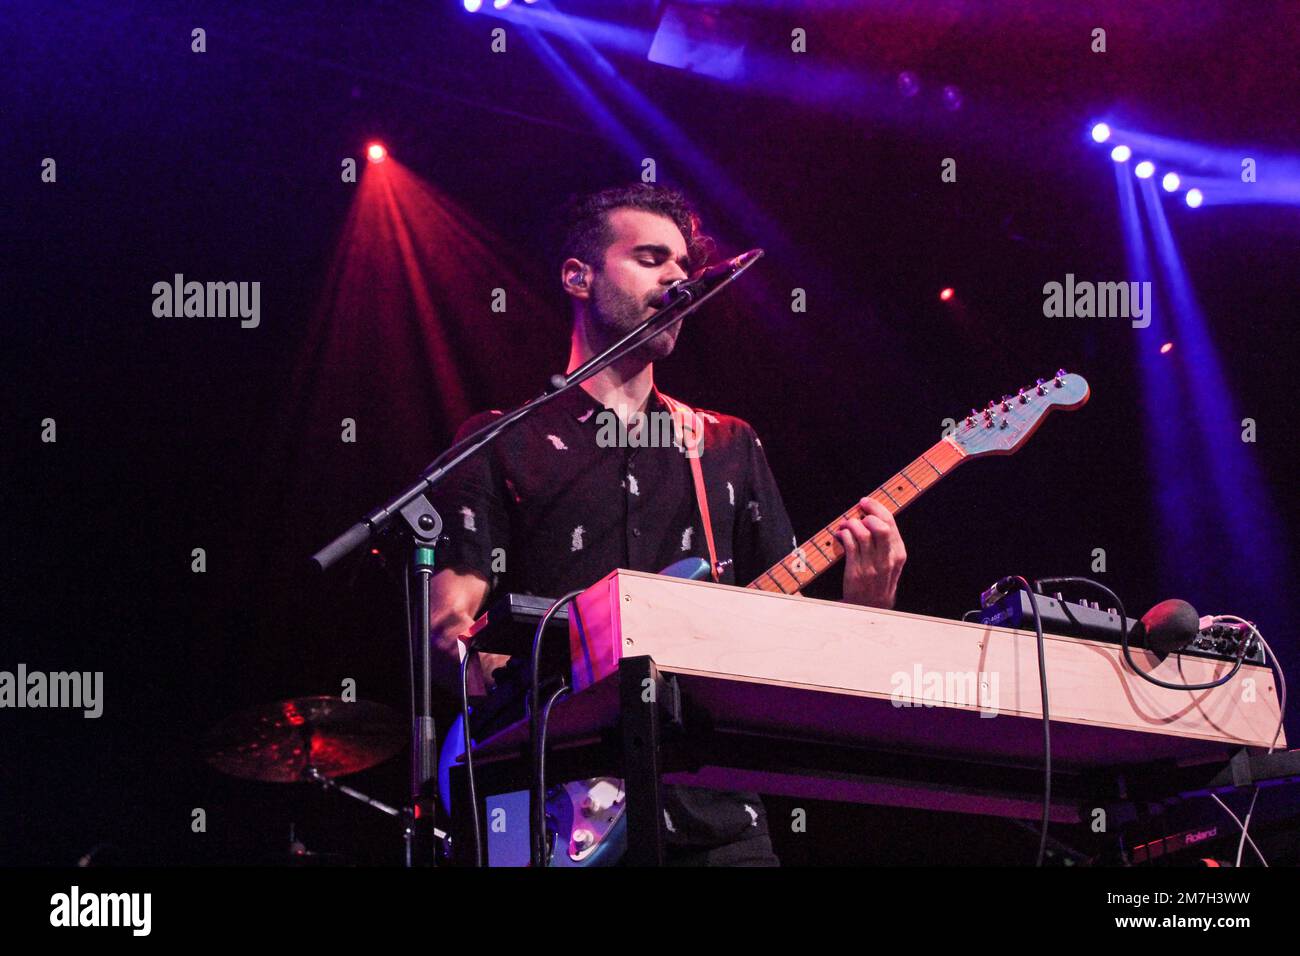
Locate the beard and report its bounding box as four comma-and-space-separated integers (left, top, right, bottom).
586, 274, 682, 362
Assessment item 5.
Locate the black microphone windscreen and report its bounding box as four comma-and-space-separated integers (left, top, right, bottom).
1140, 598, 1201, 654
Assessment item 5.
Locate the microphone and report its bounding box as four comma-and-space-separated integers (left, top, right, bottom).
651, 248, 764, 309
1136, 598, 1201, 655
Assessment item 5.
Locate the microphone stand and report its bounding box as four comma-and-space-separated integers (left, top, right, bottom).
309, 248, 763, 866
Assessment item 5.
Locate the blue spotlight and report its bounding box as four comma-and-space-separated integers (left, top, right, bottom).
464, 0, 482, 11
1185, 188, 1204, 208
896, 71, 920, 97
941, 85, 963, 111
1135, 176, 1289, 639
1161, 172, 1181, 192
1091, 123, 1111, 143
493, 0, 512, 8
1135, 160, 1155, 179
1110, 144, 1132, 162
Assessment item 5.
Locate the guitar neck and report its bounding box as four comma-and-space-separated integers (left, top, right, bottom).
746, 437, 966, 594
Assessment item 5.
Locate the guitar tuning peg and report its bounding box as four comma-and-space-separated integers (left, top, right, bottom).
1017, 387, 1029, 404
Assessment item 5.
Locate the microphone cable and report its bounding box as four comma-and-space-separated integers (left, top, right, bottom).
1035, 576, 1243, 692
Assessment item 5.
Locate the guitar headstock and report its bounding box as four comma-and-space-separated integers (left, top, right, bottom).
948, 370, 1090, 458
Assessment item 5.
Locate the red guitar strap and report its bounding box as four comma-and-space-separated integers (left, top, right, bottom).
659, 392, 720, 583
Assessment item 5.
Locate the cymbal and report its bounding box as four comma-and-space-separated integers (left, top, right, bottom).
204, 696, 405, 783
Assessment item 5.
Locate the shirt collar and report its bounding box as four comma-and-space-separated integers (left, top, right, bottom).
560, 382, 671, 423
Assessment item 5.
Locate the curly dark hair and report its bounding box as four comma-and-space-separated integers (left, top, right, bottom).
557, 183, 713, 275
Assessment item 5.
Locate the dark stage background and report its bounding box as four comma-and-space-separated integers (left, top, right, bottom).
5, 1, 1299, 866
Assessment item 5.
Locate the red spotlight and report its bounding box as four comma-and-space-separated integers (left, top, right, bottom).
1160, 341, 1174, 354
367, 143, 387, 164
939, 287, 955, 302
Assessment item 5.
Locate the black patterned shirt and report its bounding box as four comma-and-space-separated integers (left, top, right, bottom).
431, 382, 797, 849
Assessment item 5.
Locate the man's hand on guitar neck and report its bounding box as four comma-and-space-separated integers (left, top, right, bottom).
836, 496, 907, 610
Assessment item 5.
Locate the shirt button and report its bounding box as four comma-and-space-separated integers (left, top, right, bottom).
632, 528, 642, 538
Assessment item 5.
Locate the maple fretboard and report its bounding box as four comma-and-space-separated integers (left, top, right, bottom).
741, 370, 1090, 595
745, 437, 965, 594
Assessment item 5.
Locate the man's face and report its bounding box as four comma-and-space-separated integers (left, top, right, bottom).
577, 207, 692, 359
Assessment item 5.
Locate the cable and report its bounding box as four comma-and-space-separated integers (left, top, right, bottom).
458, 636, 484, 867
530, 588, 585, 867
1036, 582, 1272, 863
1009, 577, 1053, 868
1034, 576, 1243, 691
1027, 583, 1281, 867
1209, 788, 1267, 867
1214, 617, 1286, 752
537, 683, 570, 867
976, 576, 1051, 865
1227, 788, 1265, 868
403, 560, 417, 750
403, 558, 429, 867
1208, 616, 1284, 868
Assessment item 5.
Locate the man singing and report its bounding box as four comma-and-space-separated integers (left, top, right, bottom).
429, 184, 906, 865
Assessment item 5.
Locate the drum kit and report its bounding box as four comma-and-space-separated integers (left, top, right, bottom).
203, 682, 623, 866
203, 695, 434, 863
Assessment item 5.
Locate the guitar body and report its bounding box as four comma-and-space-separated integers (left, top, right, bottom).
438, 710, 628, 866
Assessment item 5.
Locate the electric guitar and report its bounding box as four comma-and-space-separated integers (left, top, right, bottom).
438, 370, 1091, 865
